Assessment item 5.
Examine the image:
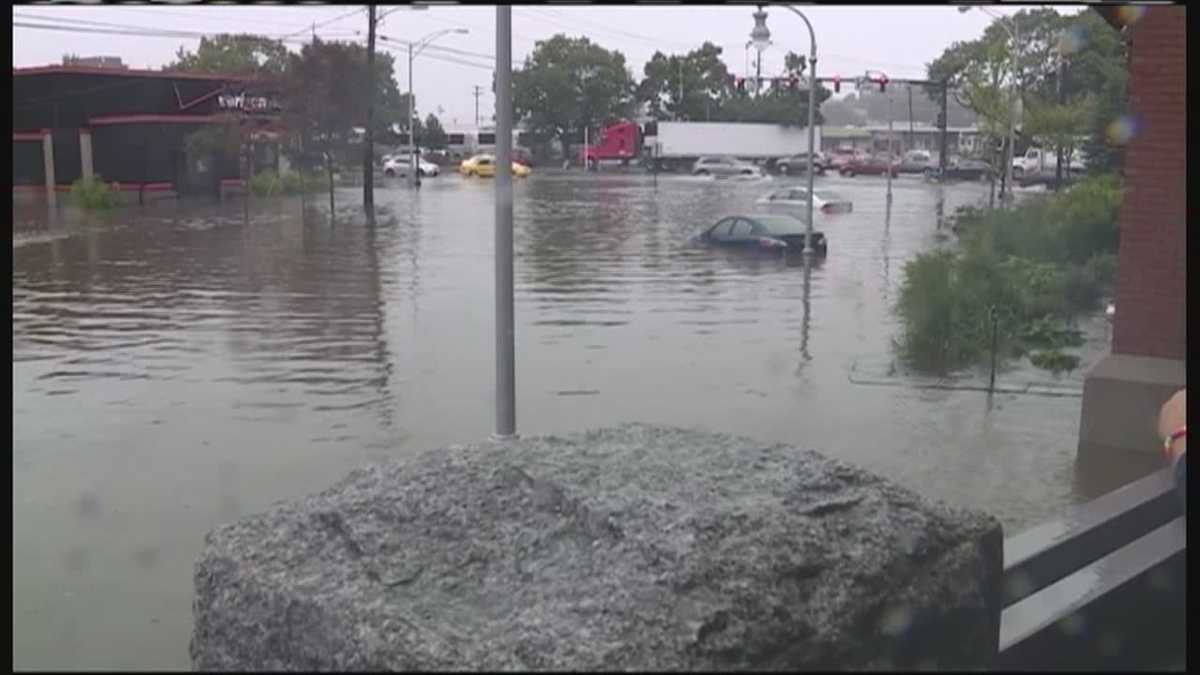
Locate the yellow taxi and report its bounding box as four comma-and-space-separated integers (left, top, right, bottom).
458, 154, 532, 178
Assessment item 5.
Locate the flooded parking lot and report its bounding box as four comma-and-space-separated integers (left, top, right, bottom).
13, 171, 1125, 668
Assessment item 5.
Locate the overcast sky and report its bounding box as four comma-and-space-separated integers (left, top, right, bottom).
13, 3, 1077, 129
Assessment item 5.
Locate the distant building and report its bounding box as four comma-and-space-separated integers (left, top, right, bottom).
13, 64, 282, 201
62, 55, 127, 70
860, 121, 985, 158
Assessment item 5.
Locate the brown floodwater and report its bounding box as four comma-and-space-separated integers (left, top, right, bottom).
12, 172, 1141, 669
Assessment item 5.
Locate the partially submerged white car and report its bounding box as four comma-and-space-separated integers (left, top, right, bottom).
757, 187, 853, 215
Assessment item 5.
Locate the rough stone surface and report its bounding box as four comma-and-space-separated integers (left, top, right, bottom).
192, 424, 1003, 671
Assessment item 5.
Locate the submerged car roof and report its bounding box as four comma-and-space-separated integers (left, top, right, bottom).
744, 213, 811, 232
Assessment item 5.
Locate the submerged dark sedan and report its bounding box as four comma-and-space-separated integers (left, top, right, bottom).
693, 214, 828, 257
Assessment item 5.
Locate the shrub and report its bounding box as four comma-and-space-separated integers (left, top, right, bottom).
69, 176, 122, 209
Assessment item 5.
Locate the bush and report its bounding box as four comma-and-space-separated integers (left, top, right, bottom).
69, 176, 123, 209
950, 173, 1122, 266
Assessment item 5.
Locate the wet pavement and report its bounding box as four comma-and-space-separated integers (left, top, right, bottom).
13, 170, 1129, 669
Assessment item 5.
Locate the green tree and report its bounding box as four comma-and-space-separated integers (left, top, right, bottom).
422, 113, 448, 149
638, 42, 732, 121
168, 34, 290, 77
281, 38, 402, 217
925, 8, 1128, 173
513, 35, 636, 159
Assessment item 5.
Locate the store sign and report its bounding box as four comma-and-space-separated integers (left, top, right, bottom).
218, 92, 281, 113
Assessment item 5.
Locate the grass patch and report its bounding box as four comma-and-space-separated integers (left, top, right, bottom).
69, 176, 122, 209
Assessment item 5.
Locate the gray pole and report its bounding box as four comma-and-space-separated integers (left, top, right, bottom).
939, 81, 949, 173
494, 6, 516, 439
779, 5, 818, 255
363, 5, 376, 213
1003, 19, 1019, 202
408, 43, 417, 188
906, 84, 914, 151
886, 94, 894, 206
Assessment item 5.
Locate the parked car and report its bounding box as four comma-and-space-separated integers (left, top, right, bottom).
827, 147, 866, 171
926, 158, 991, 182
458, 154, 532, 178
691, 156, 763, 177
692, 213, 827, 257
839, 155, 899, 177
511, 148, 535, 168
383, 153, 440, 178
757, 187, 852, 215
774, 152, 827, 176
895, 150, 934, 174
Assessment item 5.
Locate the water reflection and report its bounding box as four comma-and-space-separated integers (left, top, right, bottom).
13, 173, 1104, 669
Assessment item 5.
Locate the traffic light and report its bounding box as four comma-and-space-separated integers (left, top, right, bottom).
832, 75, 841, 93
936, 112, 946, 129
878, 76, 888, 93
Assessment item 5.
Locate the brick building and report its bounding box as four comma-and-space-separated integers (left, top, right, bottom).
1078, 6, 1187, 459
12, 64, 282, 203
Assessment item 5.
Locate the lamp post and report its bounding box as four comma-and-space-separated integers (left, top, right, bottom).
754, 4, 818, 254
960, 5, 1020, 202
409, 28, 469, 187
494, 6, 515, 440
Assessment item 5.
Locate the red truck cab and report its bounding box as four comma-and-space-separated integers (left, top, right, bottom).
582, 120, 642, 165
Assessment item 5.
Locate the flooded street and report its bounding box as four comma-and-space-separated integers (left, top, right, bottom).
14, 172, 1121, 669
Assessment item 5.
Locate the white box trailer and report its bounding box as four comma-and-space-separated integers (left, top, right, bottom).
644, 121, 822, 171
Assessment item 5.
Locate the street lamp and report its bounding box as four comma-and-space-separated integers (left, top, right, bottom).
409, 28, 469, 187
960, 5, 1020, 202
754, 4, 819, 255
749, 7, 771, 95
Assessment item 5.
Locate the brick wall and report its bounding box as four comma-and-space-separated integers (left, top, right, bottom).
1111, 5, 1187, 360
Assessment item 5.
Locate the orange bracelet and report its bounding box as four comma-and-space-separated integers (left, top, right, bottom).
1163, 426, 1186, 462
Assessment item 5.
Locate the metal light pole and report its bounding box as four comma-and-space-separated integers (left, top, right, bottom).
960, 5, 1020, 203
886, 94, 894, 206
494, 6, 516, 440
755, 5, 818, 254
408, 28, 469, 187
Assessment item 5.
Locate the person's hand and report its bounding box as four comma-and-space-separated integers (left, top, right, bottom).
1158, 389, 1186, 463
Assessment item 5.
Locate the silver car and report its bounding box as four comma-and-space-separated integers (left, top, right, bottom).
692, 156, 762, 177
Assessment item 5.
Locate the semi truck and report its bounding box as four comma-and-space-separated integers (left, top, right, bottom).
582, 120, 822, 172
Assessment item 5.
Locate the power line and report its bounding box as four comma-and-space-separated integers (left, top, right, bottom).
280, 6, 366, 39
374, 33, 495, 62
531, 6, 695, 50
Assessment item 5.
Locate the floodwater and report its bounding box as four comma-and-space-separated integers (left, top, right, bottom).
12, 171, 1140, 669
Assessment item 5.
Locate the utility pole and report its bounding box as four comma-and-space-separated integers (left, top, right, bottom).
408, 43, 419, 188
473, 85, 482, 128
886, 94, 894, 207
1054, 55, 1065, 191
906, 84, 914, 153
939, 80, 949, 174
755, 51, 762, 96
494, 6, 516, 440
363, 5, 376, 215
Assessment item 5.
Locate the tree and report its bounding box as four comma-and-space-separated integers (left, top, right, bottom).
513, 35, 636, 159
422, 113, 448, 150
168, 34, 289, 77
638, 42, 732, 121
925, 8, 1128, 174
